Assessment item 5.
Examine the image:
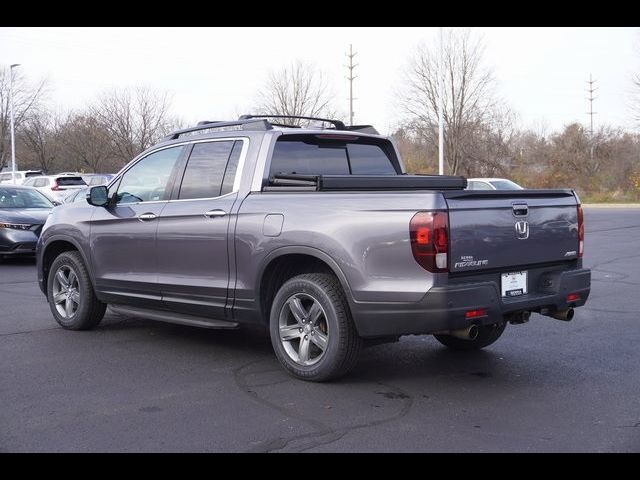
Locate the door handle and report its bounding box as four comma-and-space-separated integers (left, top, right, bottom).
138, 213, 157, 221
204, 209, 227, 218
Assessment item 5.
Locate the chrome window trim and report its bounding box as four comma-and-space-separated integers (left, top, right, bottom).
109, 137, 249, 206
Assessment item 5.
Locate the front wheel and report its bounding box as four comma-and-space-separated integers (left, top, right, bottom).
269, 273, 362, 382
433, 322, 507, 351
47, 251, 106, 330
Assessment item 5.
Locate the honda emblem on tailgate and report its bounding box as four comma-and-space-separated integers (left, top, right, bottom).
515, 221, 529, 240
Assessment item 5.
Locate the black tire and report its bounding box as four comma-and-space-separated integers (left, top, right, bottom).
433, 322, 507, 351
47, 251, 106, 330
269, 273, 362, 382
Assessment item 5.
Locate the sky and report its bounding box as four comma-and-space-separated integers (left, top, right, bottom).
0, 27, 638, 136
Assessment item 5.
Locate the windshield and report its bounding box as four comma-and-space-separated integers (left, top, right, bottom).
489, 180, 523, 190
0, 187, 54, 209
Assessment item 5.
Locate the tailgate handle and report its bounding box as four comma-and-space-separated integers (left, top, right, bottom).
512, 203, 528, 216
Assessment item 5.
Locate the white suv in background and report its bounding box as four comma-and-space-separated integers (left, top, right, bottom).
0, 170, 44, 185
22, 174, 87, 201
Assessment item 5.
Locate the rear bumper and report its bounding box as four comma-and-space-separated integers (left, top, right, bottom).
351, 267, 591, 337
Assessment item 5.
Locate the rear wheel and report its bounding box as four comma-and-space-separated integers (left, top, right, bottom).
47, 251, 106, 330
269, 273, 362, 382
434, 322, 507, 351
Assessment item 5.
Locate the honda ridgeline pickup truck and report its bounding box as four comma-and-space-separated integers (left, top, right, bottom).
36, 115, 591, 381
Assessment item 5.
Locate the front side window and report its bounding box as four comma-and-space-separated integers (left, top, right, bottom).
116, 146, 184, 204
178, 141, 238, 200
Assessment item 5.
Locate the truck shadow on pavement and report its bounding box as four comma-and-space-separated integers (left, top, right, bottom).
97, 311, 578, 452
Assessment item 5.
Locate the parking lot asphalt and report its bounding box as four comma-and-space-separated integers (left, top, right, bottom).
1, 208, 639, 452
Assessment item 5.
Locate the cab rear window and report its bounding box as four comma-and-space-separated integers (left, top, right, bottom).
269, 135, 398, 177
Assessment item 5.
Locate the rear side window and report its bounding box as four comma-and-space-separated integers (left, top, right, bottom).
220, 141, 243, 196
178, 141, 236, 200
269, 136, 397, 176
56, 177, 86, 186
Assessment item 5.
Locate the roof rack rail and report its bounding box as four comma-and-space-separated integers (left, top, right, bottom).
163, 119, 272, 140
239, 114, 347, 131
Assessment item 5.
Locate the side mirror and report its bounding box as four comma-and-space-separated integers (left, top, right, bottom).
87, 185, 109, 207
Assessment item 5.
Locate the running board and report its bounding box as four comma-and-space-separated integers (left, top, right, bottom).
109, 305, 239, 329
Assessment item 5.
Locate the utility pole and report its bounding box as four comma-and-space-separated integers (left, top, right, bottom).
586, 74, 598, 161
9, 64, 21, 184
586, 74, 597, 137
345, 44, 358, 126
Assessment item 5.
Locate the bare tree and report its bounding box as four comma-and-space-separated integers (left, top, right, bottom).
60, 114, 115, 173
400, 29, 501, 175
19, 109, 64, 173
91, 86, 178, 164
255, 61, 338, 125
0, 66, 48, 168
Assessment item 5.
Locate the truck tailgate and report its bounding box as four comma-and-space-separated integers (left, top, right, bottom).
444, 190, 580, 273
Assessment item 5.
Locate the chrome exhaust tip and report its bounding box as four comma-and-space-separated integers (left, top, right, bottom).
447, 324, 479, 341
549, 308, 574, 321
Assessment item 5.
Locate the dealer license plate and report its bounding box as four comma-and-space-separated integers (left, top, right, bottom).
501, 271, 528, 297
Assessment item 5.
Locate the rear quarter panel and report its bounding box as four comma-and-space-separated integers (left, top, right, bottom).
233, 191, 448, 313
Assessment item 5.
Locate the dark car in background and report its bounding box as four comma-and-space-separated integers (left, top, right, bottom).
0, 185, 54, 261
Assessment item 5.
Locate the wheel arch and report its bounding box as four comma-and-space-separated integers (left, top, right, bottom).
256, 246, 356, 325
41, 236, 94, 293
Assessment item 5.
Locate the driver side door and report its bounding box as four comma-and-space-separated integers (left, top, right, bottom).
89, 145, 187, 307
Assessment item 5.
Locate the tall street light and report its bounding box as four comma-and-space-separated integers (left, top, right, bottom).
9, 63, 21, 184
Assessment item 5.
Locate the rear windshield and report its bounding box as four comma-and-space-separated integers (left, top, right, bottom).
25, 171, 43, 178
56, 177, 86, 186
269, 135, 397, 177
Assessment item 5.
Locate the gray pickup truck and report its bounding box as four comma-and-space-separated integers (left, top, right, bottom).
36, 115, 591, 381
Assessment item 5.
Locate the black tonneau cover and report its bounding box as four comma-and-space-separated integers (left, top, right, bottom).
268, 174, 467, 191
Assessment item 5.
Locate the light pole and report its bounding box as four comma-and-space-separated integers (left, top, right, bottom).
9, 64, 21, 184
438, 28, 444, 176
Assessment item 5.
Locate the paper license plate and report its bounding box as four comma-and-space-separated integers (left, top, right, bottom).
501, 271, 527, 297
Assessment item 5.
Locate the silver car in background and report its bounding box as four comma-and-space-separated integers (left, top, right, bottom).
466, 178, 524, 190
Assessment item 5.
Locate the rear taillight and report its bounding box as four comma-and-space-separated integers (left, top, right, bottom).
51, 181, 60, 191
577, 204, 584, 257
410, 211, 449, 273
